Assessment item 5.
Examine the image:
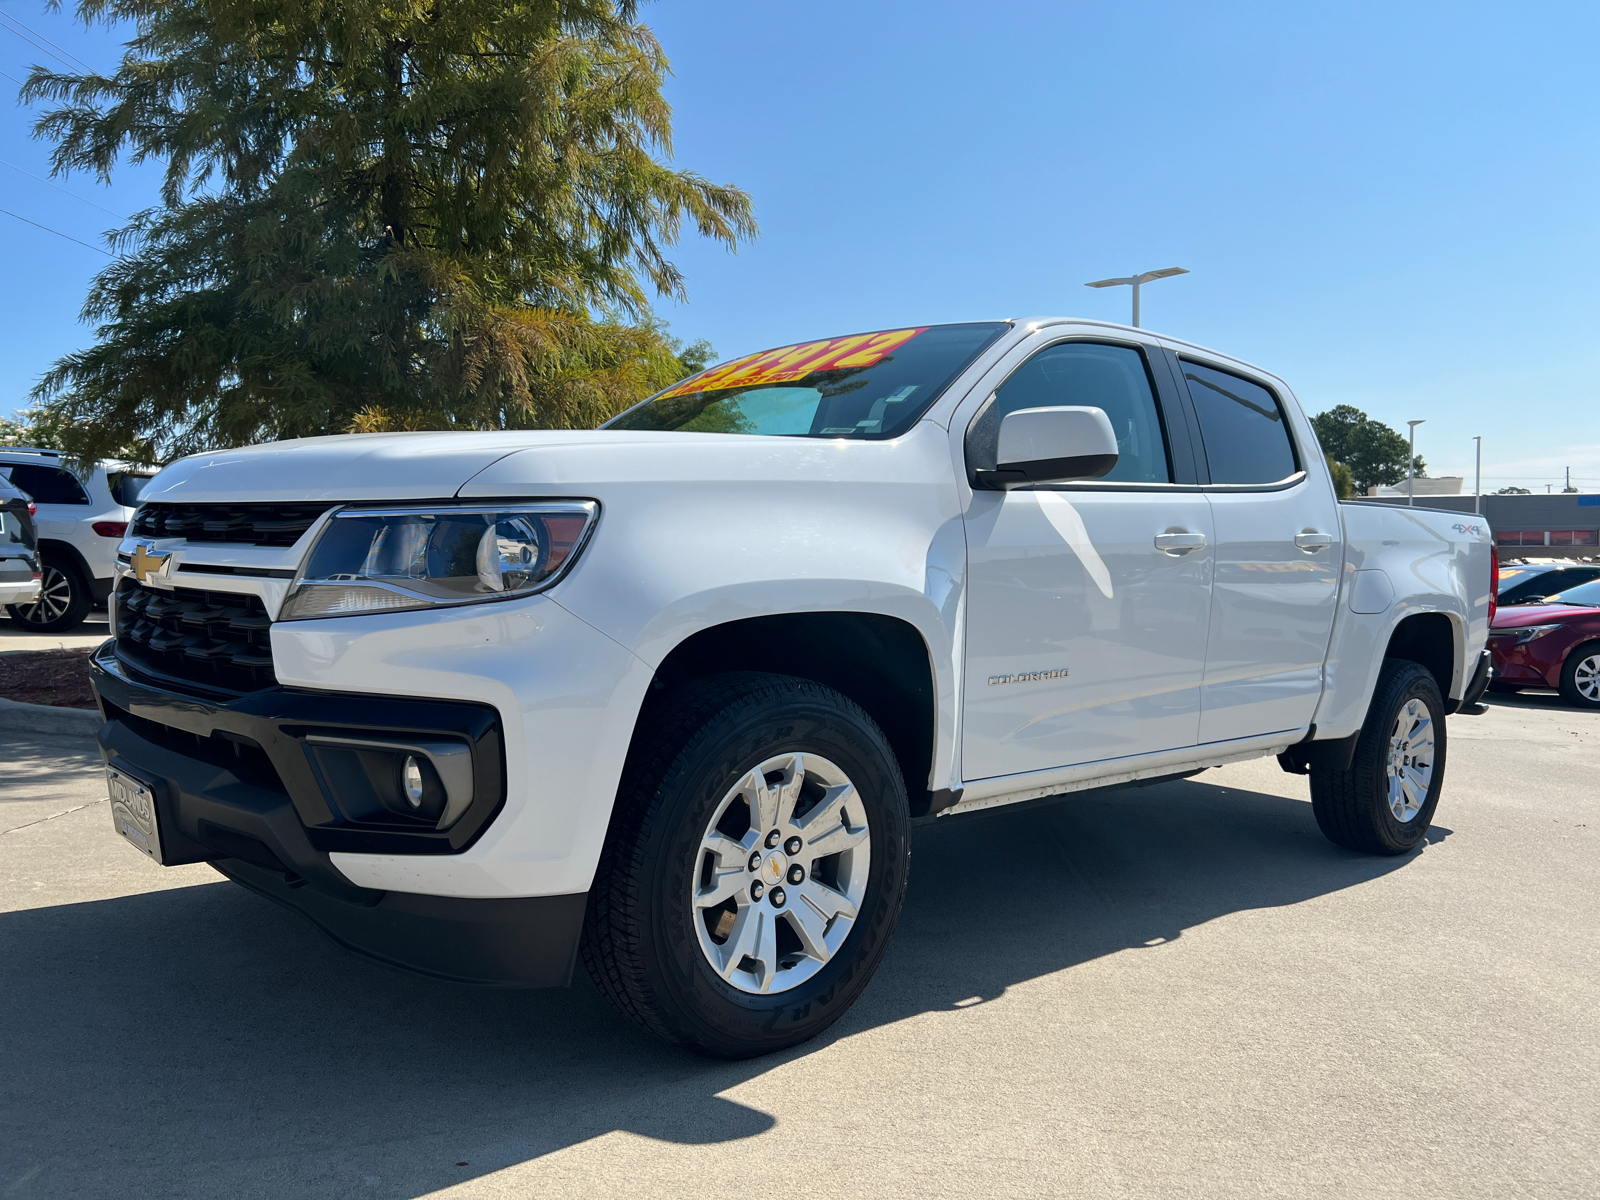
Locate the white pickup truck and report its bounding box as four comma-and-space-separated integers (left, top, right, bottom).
91, 317, 1494, 1057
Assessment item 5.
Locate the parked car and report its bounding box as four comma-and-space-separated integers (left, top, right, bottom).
1498, 562, 1600, 606
1488, 577, 1600, 708
0, 473, 41, 611
0, 448, 156, 632
91, 317, 1493, 1057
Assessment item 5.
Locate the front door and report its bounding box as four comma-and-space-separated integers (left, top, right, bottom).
960, 339, 1214, 781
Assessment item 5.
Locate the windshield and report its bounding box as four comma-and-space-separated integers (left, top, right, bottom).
1542, 578, 1600, 607
606, 322, 1009, 439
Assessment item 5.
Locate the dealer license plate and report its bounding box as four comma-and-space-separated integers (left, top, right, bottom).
107, 767, 164, 864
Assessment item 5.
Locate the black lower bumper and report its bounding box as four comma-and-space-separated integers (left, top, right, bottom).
90, 642, 585, 988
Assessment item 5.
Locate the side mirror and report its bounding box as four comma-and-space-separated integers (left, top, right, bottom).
984, 405, 1119, 489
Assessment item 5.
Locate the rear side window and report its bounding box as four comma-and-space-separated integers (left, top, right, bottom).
107, 471, 154, 507
3, 463, 90, 505
1180, 360, 1298, 485
985, 342, 1172, 484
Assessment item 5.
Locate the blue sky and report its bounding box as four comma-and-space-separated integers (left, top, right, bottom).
2, 0, 1597, 491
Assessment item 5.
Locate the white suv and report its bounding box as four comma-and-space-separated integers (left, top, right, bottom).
0, 448, 155, 632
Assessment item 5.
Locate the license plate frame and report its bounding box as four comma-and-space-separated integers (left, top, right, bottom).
107, 766, 165, 864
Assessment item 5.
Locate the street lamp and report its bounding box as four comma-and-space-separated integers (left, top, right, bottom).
1407, 419, 1425, 506
1085, 267, 1189, 327
1473, 435, 1482, 515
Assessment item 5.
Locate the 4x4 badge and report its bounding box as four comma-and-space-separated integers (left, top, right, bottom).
129, 543, 172, 585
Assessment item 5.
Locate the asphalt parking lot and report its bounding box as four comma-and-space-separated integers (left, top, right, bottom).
1, 693, 1595, 1199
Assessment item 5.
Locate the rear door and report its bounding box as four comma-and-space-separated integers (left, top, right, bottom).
960, 335, 1215, 780
1, 459, 91, 538
1166, 355, 1343, 744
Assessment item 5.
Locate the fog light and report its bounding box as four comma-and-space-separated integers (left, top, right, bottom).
402, 756, 425, 809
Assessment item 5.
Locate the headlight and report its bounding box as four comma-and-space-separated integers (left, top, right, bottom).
278, 501, 598, 621
1508, 624, 1562, 645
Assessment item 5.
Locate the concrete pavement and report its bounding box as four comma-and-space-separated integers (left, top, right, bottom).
0, 611, 111, 654
1, 693, 1595, 1199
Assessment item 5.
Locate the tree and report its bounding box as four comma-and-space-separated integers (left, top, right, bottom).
25, 0, 755, 462
1325, 456, 1355, 499
1311, 405, 1421, 494
1496, 486, 1531, 495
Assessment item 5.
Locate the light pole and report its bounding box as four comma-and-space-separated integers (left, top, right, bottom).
1473, 435, 1482, 515
1407, 419, 1425, 506
1085, 267, 1189, 327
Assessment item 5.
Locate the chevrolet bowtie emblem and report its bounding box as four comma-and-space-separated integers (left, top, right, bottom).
129, 543, 172, 585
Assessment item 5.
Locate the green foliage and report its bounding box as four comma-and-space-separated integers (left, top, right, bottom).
1496, 486, 1532, 495
1325, 455, 1355, 500
673, 337, 717, 379
1311, 405, 1422, 494
25, 0, 755, 461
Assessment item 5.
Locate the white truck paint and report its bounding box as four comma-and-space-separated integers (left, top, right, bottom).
114, 318, 1491, 899
93, 317, 1492, 1056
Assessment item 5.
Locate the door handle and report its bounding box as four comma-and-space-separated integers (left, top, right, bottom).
1154, 530, 1207, 554
1295, 530, 1335, 552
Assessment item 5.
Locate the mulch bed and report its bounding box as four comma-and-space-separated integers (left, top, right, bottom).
0, 649, 98, 709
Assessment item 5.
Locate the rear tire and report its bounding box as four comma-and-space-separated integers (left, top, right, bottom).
581, 673, 911, 1059
5, 553, 91, 633
1558, 642, 1600, 710
1310, 659, 1446, 855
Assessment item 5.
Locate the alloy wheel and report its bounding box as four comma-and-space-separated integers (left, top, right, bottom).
1575, 653, 1600, 702
691, 751, 871, 995
16, 565, 72, 626
1385, 697, 1435, 822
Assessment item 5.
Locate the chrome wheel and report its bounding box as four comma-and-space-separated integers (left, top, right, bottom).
1575, 653, 1600, 702
1385, 697, 1435, 822
692, 751, 871, 995
15, 565, 72, 625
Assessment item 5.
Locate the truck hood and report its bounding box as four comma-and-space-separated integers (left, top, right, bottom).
142, 427, 944, 503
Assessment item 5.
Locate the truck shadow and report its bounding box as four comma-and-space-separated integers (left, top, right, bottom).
0, 775, 1447, 1198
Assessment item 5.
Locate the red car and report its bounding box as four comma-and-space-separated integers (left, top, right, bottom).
1488, 577, 1600, 708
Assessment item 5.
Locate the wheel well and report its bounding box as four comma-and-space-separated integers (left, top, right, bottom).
36, 538, 91, 581
1384, 612, 1456, 699
651, 612, 939, 816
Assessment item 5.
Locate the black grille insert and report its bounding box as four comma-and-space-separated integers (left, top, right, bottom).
115, 579, 277, 696
132, 502, 335, 547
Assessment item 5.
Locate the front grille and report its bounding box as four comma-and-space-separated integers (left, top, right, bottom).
132, 502, 335, 547
115, 578, 276, 696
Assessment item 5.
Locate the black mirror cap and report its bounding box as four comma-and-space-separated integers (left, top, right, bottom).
971, 452, 1120, 490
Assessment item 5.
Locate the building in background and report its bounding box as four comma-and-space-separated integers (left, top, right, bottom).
1369, 477, 1464, 497
1352, 492, 1600, 559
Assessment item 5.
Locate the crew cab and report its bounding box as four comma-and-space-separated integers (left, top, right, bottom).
90, 318, 1494, 1058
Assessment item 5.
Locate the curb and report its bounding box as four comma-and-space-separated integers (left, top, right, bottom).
0, 695, 102, 737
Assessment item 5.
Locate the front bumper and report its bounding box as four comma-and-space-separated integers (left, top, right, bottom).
90, 642, 586, 987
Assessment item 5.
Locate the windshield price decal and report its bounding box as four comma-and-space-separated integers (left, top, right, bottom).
659, 327, 928, 398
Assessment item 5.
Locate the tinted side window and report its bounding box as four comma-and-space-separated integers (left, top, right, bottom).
107, 471, 154, 507
1180, 360, 1298, 485
3, 463, 90, 505
985, 342, 1171, 484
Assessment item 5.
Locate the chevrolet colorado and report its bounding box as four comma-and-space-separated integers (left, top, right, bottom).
91, 317, 1494, 1057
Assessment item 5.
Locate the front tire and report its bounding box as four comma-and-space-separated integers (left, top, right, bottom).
6, 554, 91, 633
1558, 642, 1600, 710
582, 673, 910, 1059
1310, 659, 1446, 855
